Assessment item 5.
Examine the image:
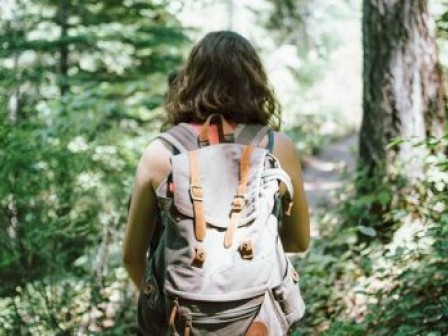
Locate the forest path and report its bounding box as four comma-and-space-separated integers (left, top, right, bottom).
301, 134, 358, 237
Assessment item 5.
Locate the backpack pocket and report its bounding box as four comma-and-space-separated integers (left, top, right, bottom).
137, 260, 167, 335
271, 266, 305, 332
165, 294, 264, 336
165, 255, 273, 302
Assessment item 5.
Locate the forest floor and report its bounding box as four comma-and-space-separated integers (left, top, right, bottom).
302, 134, 358, 237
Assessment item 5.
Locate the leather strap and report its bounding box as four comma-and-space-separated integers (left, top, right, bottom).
198, 114, 234, 146
169, 298, 179, 330
224, 211, 238, 249
238, 145, 254, 196
184, 325, 191, 336
224, 145, 254, 248
189, 151, 206, 242
245, 321, 268, 336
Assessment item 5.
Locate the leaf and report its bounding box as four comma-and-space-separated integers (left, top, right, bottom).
378, 190, 391, 206
358, 225, 377, 237
386, 136, 405, 149
73, 255, 89, 267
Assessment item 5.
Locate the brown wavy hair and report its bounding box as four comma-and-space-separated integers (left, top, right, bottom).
164, 31, 281, 130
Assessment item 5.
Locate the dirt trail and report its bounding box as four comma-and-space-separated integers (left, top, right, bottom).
302, 134, 358, 237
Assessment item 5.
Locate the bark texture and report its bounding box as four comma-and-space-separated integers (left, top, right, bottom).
360, 0, 446, 178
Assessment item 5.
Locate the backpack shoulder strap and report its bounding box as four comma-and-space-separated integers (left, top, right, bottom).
266, 128, 274, 152
235, 124, 263, 144
159, 123, 275, 153
156, 123, 199, 154
236, 124, 274, 152
157, 132, 186, 154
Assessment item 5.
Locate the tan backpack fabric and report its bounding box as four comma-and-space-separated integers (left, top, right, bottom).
137, 115, 305, 335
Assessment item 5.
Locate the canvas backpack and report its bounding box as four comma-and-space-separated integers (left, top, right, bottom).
137, 114, 305, 336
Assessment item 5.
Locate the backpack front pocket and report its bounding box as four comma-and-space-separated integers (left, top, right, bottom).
165, 256, 273, 302
165, 294, 264, 336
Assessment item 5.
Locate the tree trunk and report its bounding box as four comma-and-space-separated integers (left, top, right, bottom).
360, 0, 446, 180
58, 0, 69, 96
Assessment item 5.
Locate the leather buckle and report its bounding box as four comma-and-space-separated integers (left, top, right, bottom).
190, 185, 203, 201
240, 240, 253, 260
193, 247, 206, 267
232, 194, 246, 211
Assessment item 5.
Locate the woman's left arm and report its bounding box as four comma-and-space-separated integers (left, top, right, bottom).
122, 139, 170, 289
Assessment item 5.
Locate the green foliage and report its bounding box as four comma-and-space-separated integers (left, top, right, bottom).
0, 96, 149, 334
0, 0, 185, 119
296, 135, 448, 335
0, 0, 186, 334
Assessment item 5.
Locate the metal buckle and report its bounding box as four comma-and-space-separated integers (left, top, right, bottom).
190, 185, 203, 201
231, 194, 246, 211
223, 133, 235, 143
198, 139, 210, 147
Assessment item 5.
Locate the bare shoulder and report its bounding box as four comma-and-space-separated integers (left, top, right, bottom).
141, 138, 171, 167
273, 131, 296, 148
137, 138, 172, 190
272, 131, 301, 165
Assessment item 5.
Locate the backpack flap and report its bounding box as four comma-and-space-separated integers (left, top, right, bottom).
170, 144, 268, 229
262, 167, 293, 198
261, 155, 294, 215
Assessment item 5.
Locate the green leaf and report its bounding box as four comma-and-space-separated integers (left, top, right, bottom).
378, 190, 391, 206
358, 225, 377, 237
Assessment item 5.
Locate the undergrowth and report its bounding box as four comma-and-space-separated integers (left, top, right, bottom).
294, 135, 448, 335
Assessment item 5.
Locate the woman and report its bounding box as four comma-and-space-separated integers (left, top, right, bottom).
123, 31, 310, 335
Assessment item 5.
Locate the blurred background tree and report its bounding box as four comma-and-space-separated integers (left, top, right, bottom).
295, 1, 448, 335
1, 0, 184, 122
360, 0, 446, 182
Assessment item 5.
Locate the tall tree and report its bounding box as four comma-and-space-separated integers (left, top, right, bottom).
360, 0, 446, 180
0, 0, 185, 124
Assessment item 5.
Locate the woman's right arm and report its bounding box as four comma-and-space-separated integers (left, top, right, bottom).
122, 139, 170, 289
273, 132, 310, 252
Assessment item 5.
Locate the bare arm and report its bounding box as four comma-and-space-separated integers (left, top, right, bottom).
273, 132, 310, 252
122, 139, 170, 289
